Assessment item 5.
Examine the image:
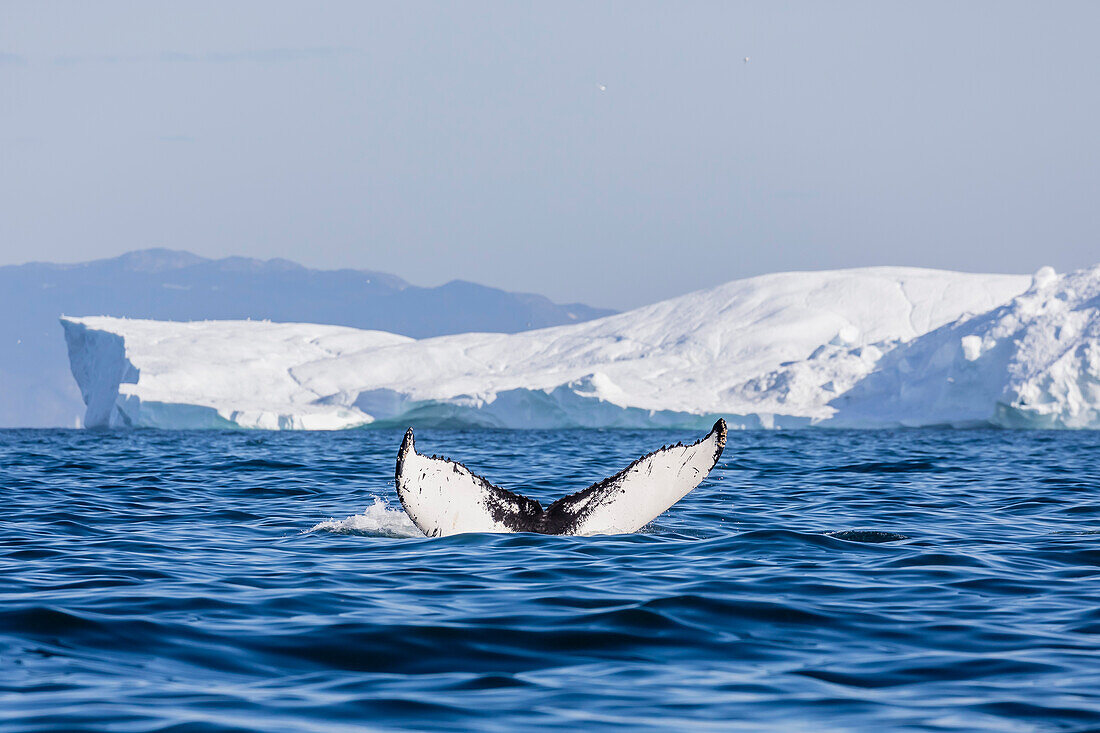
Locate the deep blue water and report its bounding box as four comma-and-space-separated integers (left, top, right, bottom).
2, 428, 1100, 732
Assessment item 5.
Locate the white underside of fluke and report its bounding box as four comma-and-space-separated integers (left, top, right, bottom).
394, 420, 727, 537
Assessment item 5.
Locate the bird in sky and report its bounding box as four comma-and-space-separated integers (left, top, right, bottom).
743, 56, 750, 63
598, 84, 607, 92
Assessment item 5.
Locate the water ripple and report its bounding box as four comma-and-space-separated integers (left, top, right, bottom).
2, 427, 1099, 731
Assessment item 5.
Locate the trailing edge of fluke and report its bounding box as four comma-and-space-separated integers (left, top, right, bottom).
395, 419, 727, 537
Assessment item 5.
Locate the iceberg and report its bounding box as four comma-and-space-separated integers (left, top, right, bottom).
831, 265, 1100, 429
0, 248, 615, 428
60, 265, 1100, 431
61, 319, 413, 430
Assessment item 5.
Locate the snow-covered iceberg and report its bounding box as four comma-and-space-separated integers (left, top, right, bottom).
61, 265, 1100, 431
62, 319, 412, 430
2, 248, 615, 428
831, 265, 1100, 429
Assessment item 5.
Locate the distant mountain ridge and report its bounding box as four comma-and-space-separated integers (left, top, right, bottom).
0, 249, 615, 427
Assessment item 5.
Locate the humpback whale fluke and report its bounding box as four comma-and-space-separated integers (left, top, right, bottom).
395, 420, 727, 537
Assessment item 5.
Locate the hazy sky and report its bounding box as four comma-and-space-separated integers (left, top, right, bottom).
2, 2, 1098, 308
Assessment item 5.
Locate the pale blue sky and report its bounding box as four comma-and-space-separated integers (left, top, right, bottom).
2, 1, 1098, 308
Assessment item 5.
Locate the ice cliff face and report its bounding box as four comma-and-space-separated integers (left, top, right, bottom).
59, 265, 1100, 431
1, 248, 615, 428
60, 319, 412, 430
831, 265, 1100, 428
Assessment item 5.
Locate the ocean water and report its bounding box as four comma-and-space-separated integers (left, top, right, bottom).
2, 428, 1099, 732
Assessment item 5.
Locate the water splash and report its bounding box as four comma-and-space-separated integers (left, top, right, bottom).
309, 497, 423, 538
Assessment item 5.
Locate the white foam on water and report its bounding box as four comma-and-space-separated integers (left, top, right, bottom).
309, 497, 423, 538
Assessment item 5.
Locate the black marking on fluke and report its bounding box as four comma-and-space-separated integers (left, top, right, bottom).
395, 420, 727, 536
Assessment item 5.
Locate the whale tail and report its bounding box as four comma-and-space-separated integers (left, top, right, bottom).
394, 420, 727, 537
